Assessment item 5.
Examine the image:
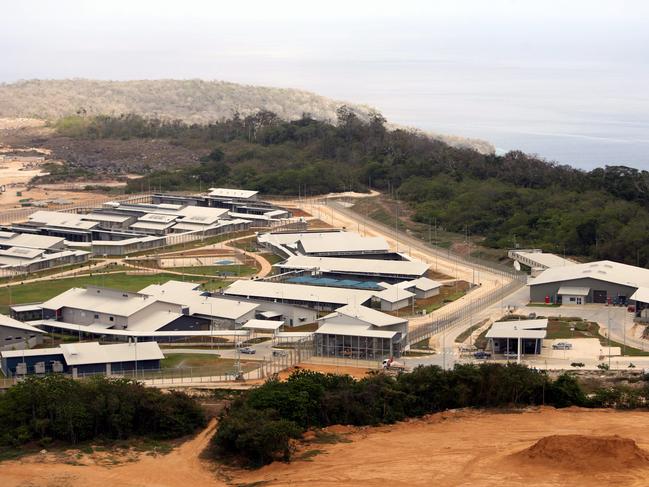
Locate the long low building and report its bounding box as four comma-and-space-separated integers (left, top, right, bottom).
275, 255, 429, 281
223, 279, 376, 311
0, 341, 163, 376
529, 260, 649, 305
508, 249, 575, 277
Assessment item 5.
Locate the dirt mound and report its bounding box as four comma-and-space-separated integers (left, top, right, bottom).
515, 434, 649, 470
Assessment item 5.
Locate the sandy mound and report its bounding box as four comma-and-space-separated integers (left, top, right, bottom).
515, 434, 649, 470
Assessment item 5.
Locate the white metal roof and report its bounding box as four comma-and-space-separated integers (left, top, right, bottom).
258, 310, 282, 319
297, 232, 389, 254
486, 319, 548, 339
125, 310, 185, 332
60, 341, 164, 365
511, 251, 574, 269
1, 348, 62, 358
557, 286, 590, 296
28, 211, 99, 230
530, 260, 649, 289
208, 188, 258, 199
9, 304, 42, 313
84, 213, 132, 223
323, 304, 408, 328
0, 313, 44, 334
315, 322, 397, 339
40, 287, 166, 317
131, 221, 174, 231
139, 281, 258, 320
0, 232, 65, 250
277, 255, 429, 277
395, 276, 443, 292
0, 247, 43, 259
138, 213, 177, 223
373, 285, 414, 303
631, 287, 649, 303
257, 230, 344, 247
241, 319, 284, 331
223, 280, 374, 306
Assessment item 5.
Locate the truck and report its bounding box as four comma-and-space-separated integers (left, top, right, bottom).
382, 357, 409, 372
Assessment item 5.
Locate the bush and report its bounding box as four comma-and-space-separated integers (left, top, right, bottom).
0, 375, 206, 448
212, 406, 302, 466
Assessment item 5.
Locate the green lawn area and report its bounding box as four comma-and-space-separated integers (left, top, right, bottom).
546, 318, 600, 340
158, 354, 260, 376
0, 273, 210, 314
171, 264, 258, 277
455, 319, 489, 343
259, 252, 284, 265
412, 282, 470, 314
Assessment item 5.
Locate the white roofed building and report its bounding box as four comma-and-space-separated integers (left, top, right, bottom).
314, 304, 409, 359
275, 255, 429, 281
0, 341, 163, 377
485, 319, 548, 359
529, 260, 649, 306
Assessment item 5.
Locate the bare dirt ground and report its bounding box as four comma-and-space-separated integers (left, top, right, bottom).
5, 408, 649, 487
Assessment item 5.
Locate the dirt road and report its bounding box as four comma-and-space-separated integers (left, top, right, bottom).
4, 408, 649, 487
1, 419, 225, 487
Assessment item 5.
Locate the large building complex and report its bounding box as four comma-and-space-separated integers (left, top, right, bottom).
1, 189, 291, 259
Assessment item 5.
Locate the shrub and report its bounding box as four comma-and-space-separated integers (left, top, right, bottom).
0, 375, 206, 448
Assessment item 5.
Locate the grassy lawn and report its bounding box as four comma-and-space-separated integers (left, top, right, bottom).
171, 264, 258, 276
546, 318, 600, 340
0, 261, 100, 285
0, 272, 211, 314
259, 252, 284, 265
161, 353, 223, 368
230, 236, 258, 252
157, 354, 260, 377
413, 281, 470, 314
127, 230, 253, 257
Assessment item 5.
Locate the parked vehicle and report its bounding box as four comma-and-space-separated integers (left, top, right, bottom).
272, 349, 288, 357
552, 342, 573, 350
473, 350, 491, 359
382, 358, 408, 371
240, 347, 256, 354
503, 352, 519, 359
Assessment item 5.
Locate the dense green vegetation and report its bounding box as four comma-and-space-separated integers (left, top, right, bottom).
0, 375, 205, 450
53, 112, 649, 266
211, 364, 592, 466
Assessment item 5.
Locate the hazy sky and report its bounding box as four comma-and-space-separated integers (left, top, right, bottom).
3, 1, 649, 168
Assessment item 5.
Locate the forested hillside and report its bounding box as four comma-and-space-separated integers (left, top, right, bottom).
51, 111, 649, 266
0, 79, 493, 153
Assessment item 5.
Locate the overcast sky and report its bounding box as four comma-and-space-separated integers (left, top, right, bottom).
2, 0, 649, 167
